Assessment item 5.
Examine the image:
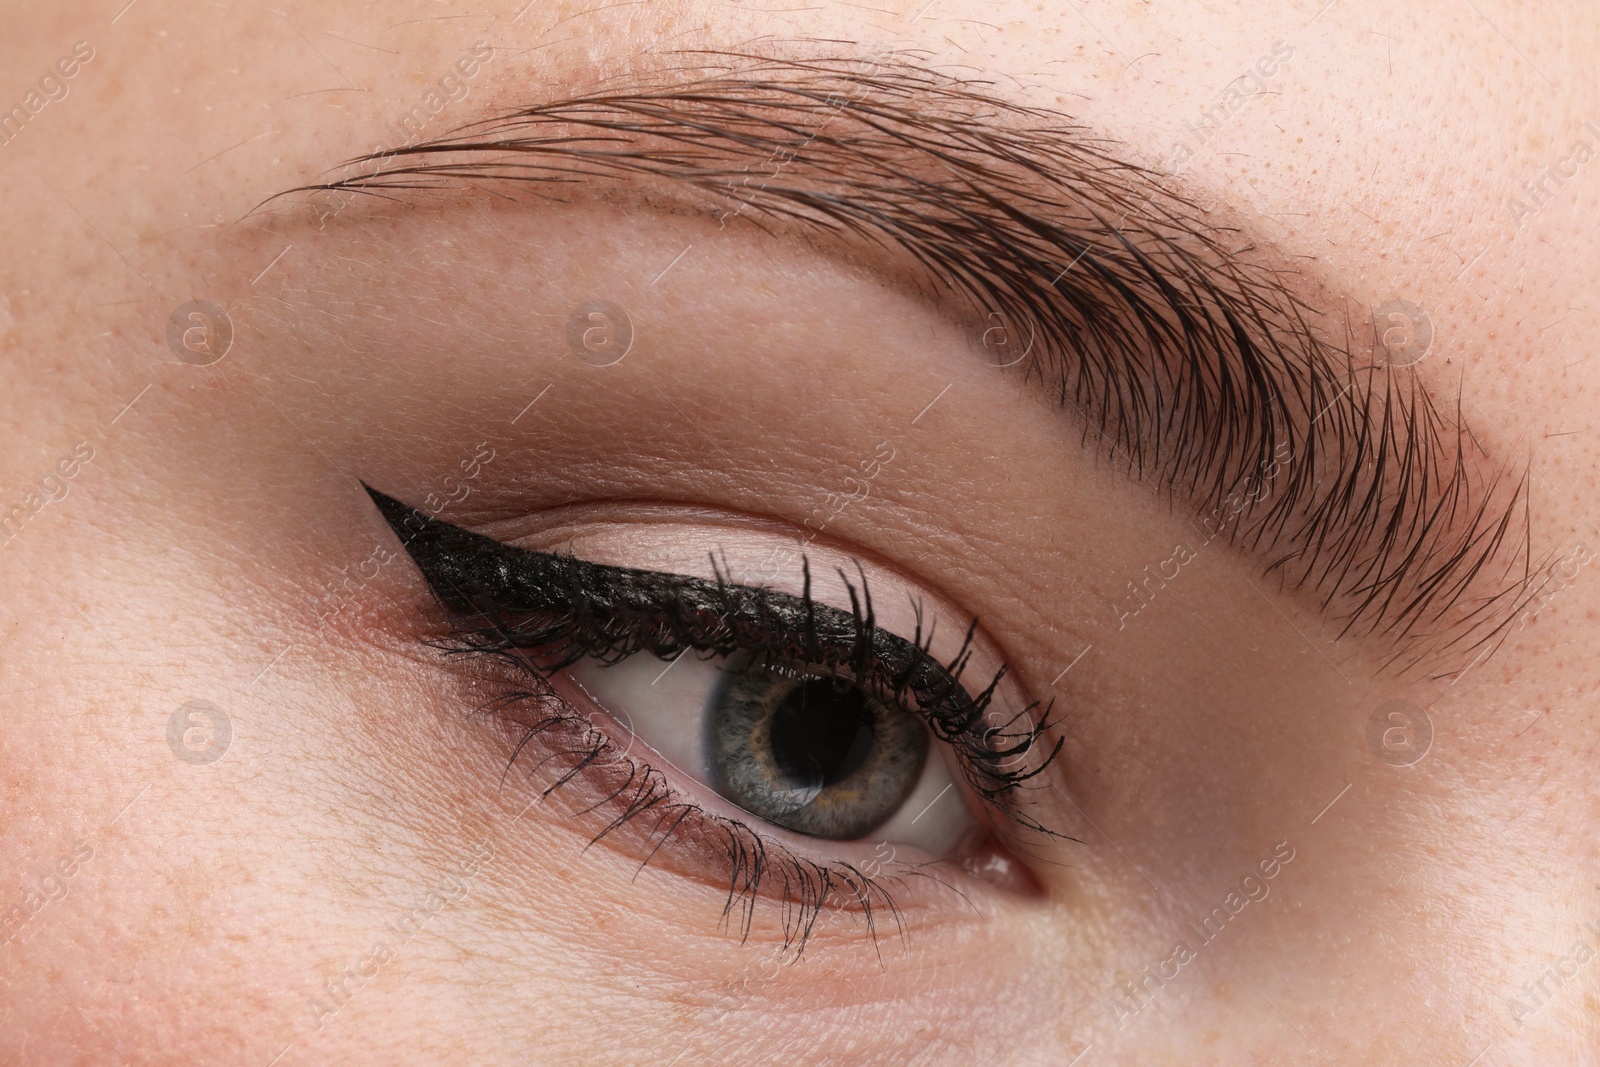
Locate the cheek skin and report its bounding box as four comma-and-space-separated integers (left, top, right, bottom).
279, 623, 1056, 1062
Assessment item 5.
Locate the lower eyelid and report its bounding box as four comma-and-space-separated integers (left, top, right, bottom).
420, 657, 1044, 945
473, 674, 994, 943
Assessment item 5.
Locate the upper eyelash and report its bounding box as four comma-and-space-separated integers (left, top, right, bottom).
364, 486, 1064, 834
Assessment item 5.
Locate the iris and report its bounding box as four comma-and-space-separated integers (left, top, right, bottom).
707, 662, 928, 839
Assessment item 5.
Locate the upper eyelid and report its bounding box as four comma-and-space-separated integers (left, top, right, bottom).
284, 51, 1539, 669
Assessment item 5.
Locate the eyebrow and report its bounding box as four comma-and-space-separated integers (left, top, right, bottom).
281, 50, 1539, 672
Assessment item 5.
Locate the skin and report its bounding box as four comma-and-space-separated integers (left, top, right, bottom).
1, 1, 1597, 1064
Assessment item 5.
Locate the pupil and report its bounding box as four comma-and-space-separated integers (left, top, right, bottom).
768, 678, 876, 789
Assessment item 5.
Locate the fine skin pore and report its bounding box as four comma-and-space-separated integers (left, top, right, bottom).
1, 2, 1597, 1066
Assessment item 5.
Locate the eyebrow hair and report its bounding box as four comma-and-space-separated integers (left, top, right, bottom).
280, 50, 1540, 672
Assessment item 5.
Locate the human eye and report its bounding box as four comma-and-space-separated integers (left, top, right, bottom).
365, 486, 1055, 944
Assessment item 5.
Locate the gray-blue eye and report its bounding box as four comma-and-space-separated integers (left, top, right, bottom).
706, 661, 929, 839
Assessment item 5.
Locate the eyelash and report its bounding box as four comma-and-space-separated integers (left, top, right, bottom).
372, 491, 1061, 948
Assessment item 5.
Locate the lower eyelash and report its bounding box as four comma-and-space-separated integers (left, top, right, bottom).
464, 670, 969, 954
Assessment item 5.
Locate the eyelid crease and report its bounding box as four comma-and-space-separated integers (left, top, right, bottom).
293, 51, 1543, 672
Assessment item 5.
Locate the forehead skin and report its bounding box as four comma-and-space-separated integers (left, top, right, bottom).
1, 1, 1597, 1066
